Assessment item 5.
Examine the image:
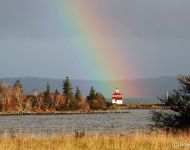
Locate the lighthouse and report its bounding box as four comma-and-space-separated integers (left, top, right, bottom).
112, 88, 123, 104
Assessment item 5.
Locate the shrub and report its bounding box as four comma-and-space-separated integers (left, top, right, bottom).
152, 74, 190, 132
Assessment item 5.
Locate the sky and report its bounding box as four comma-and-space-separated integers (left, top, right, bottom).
0, 0, 190, 80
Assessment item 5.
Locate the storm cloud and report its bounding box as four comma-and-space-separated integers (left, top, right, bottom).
0, 0, 190, 79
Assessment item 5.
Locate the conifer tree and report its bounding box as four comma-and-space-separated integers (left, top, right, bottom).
96, 92, 106, 101
44, 82, 51, 108
13, 80, 22, 89
46, 82, 50, 96
55, 89, 60, 95
75, 87, 81, 100
153, 74, 190, 132
62, 77, 73, 97
87, 86, 96, 100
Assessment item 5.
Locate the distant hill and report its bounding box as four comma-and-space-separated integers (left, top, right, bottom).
0, 77, 178, 103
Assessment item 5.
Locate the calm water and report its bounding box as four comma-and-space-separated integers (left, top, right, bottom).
0, 109, 153, 135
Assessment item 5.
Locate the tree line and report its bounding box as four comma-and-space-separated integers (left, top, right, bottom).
1, 74, 190, 132
0, 77, 108, 114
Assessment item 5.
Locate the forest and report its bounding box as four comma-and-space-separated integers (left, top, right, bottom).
0, 77, 108, 114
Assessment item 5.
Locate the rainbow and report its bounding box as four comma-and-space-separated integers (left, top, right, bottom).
48, 1, 138, 97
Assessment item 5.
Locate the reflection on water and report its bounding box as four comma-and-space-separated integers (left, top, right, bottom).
0, 109, 153, 135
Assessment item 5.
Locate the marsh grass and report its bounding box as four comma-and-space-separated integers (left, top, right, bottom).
0, 131, 189, 150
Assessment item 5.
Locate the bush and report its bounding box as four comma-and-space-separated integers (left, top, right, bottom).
152, 74, 190, 132
68, 99, 80, 110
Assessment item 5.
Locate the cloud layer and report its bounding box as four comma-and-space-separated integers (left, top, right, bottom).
0, 0, 190, 79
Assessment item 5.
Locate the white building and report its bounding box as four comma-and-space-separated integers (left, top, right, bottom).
112, 88, 123, 104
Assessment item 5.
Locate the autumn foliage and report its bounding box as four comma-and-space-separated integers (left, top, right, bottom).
0, 77, 107, 114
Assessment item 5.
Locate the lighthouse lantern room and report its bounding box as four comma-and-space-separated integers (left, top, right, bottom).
112, 88, 123, 104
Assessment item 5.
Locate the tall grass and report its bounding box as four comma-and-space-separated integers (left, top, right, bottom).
0, 132, 189, 150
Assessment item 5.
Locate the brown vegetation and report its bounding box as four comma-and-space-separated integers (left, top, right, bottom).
110, 104, 167, 109
0, 132, 189, 150
0, 79, 107, 114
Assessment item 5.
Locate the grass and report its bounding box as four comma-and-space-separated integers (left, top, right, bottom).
0, 132, 190, 150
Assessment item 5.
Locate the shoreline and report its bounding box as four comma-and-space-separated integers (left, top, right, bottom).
0, 110, 131, 116
0, 104, 165, 116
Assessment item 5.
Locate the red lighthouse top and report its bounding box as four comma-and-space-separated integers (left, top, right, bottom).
112, 88, 123, 100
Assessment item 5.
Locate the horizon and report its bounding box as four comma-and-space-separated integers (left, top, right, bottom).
0, 76, 178, 98
0, 75, 177, 81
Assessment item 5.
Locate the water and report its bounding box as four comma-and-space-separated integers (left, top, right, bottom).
0, 109, 153, 135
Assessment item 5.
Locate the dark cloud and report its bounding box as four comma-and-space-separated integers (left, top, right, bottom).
0, 0, 64, 38
98, 0, 190, 39
1, 0, 190, 39
0, 0, 190, 79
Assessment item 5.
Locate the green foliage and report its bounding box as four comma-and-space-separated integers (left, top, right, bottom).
88, 99, 107, 110
13, 80, 24, 95
44, 82, 50, 98
0, 77, 108, 113
87, 86, 96, 100
95, 92, 106, 102
63, 77, 73, 97
75, 87, 81, 100
87, 87, 107, 110
13, 80, 22, 89
152, 74, 190, 132
44, 82, 52, 108
68, 99, 80, 110
46, 82, 50, 95
55, 89, 60, 95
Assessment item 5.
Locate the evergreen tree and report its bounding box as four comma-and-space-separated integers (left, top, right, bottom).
62, 77, 73, 97
13, 79, 24, 96
46, 82, 50, 96
44, 82, 51, 108
152, 74, 190, 132
96, 92, 106, 101
75, 87, 81, 100
55, 89, 60, 95
13, 80, 22, 89
87, 86, 96, 100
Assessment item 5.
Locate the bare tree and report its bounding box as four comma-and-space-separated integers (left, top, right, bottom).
24, 97, 32, 113
36, 93, 44, 110
0, 82, 13, 112
13, 83, 25, 113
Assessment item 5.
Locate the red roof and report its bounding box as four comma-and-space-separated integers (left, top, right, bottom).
112, 97, 123, 100
112, 89, 123, 100
112, 92, 122, 95
112, 95, 123, 100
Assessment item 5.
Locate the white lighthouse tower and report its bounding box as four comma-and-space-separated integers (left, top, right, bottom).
112, 88, 123, 104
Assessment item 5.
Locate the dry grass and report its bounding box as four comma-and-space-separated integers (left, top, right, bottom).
0, 132, 189, 150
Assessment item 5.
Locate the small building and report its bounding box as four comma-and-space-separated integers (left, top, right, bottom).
112, 88, 123, 104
